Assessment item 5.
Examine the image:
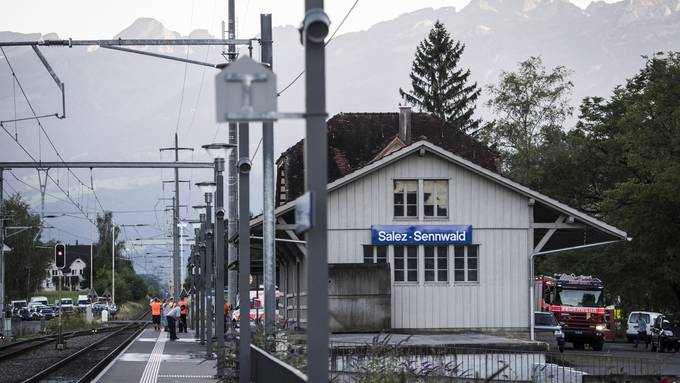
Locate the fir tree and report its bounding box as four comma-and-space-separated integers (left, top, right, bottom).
399, 21, 481, 133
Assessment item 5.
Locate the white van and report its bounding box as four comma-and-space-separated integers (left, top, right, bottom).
627, 311, 662, 342
76, 295, 90, 311
30, 296, 49, 306
60, 298, 75, 313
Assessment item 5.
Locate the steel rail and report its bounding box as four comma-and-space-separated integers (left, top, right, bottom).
21, 311, 149, 383
76, 324, 145, 383
0, 325, 127, 361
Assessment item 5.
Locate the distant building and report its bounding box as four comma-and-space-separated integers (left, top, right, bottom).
41, 244, 94, 291
250, 107, 627, 334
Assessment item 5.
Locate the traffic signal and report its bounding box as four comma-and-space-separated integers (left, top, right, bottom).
55, 243, 66, 269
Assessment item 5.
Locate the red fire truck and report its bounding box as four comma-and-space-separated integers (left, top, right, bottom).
538, 274, 612, 351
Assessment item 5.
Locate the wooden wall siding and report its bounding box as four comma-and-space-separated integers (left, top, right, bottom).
326, 151, 531, 329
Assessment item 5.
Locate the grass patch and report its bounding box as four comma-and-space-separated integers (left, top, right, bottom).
115, 300, 146, 320
45, 313, 100, 332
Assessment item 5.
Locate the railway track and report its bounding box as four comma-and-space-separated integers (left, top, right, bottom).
0, 309, 150, 383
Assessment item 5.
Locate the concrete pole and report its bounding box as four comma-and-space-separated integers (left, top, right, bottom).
226, 0, 239, 326
205, 194, 214, 355
260, 13, 276, 340
214, 158, 226, 377
303, 1, 330, 381
238, 123, 251, 383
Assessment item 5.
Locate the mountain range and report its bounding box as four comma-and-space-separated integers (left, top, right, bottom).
0, 0, 678, 270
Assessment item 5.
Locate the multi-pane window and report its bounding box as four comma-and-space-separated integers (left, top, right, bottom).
363, 245, 387, 264
424, 246, 448, 282
454, 245, 479, 282
394, 246, 418, 282
394, 180, 418, 217
424, 180, 448, 217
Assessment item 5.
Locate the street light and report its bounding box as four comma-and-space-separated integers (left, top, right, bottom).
195, 181, 217, 194
202, 142, 236, 378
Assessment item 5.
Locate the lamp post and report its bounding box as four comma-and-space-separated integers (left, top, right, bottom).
193, 207, 206, 344
196, 181, 216, 356
202, 143, 235, 378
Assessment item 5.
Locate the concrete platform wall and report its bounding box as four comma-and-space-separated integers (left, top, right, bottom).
329, 263, 391, 332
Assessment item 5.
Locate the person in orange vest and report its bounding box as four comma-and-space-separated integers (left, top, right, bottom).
178, 297, 189, 333
150, 298, 162, 331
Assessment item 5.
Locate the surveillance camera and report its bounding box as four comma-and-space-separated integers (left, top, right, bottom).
216, 208, 225, 218
238, 158, 252, 174
300, 9, 330, 45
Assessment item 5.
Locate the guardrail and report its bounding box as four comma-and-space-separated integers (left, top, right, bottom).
329, 343, 664, 382
250, 344, 307, 383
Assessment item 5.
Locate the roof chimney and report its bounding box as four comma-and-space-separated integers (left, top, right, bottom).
398, 106, 412, 145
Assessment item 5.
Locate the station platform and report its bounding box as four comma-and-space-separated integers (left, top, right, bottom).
93, 327, 218, 383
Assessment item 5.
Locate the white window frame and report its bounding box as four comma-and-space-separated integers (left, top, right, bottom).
393, 245, 418, 283
424, 245, 449, 283
362, 245, 387, 264
393, 179, 419, 219
454, 245, 480, 284
423, 179, 449, 219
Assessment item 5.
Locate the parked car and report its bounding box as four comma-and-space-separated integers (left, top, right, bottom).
38, 307, 56, 320
627, 311, 662, 343
650, 315, 680, 352
535, 312, 566, 352
11, 300, 27, 315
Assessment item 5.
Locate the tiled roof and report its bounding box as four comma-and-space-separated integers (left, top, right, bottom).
275, 112, 500, 206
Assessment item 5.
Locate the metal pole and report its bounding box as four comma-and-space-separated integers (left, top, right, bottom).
227, 0, 239, 328
90, 237, 93, 291
238, 123, 251, 383
205, 194, 214, 356
260, 13, 276, 341
0, 168, 5, 338
214, 159, 226, 377
303, 1, 330, 381
174, 134, 181, 301
112, 221, 115, 305
199, 213, 206, 344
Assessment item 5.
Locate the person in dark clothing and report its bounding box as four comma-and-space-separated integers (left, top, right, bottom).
167, 303, 180, 341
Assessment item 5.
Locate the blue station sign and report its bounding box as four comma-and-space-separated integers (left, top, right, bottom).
371, 225, 473, 245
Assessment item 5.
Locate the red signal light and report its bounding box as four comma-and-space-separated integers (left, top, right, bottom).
55, 244, 66, 269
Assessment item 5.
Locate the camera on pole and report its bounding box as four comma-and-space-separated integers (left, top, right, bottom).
55, 243, 66, 269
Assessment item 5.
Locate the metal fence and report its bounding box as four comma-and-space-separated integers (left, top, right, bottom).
328, 342, 664, 382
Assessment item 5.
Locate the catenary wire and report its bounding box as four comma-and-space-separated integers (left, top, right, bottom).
251, 0, 361, 161
0, 47, 107, 215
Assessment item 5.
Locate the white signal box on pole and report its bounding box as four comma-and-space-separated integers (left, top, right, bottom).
216, 55, 277, 122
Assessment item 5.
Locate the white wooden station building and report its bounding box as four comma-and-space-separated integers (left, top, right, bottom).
250, 108, 627, 333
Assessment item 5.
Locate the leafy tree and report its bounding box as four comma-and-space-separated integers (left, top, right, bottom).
481, 56, 573, 187
399, 21, 481, 133
90, 211, 149, 303
2, 194, 52, 300
536, 53, 680, 313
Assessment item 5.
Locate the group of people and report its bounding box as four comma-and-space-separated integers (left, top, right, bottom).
150, 297, 189, 341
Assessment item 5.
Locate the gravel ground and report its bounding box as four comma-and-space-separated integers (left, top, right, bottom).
0, 330, 114, 383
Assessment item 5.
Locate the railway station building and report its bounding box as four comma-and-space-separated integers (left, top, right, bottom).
249, 107, 627, 334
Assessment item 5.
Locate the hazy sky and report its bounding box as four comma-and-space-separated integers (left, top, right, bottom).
2, 0, 616, 40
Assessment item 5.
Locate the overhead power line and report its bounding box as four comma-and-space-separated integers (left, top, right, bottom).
0, 46, 107, 216
251, 0, 360, 162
